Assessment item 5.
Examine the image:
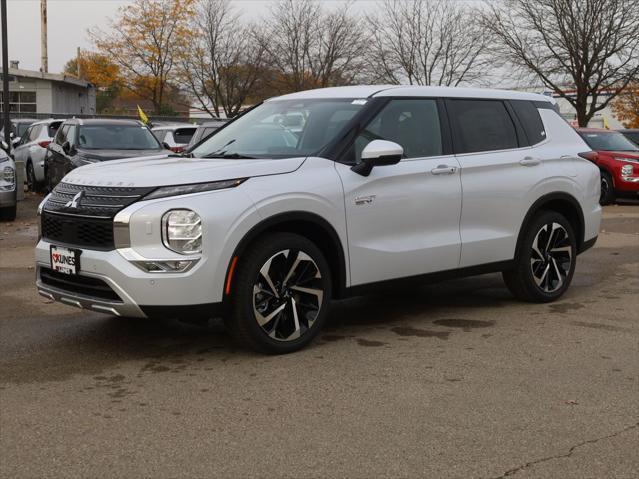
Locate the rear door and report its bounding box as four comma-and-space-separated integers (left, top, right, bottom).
336, 98, 462, 286
447, 98, 547, 267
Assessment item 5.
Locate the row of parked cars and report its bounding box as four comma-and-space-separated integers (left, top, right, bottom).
0, 118, 226, 219
0, 113, 637, 221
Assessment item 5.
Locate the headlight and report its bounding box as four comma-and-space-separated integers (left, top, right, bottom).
162, 209, 202, 254
621, 164, 634, 176
145, 178, 246, 200
3, 166, 14, 184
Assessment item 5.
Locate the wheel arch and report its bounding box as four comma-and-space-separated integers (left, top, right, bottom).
224, 211, 348, 300
515, 192, 586, 258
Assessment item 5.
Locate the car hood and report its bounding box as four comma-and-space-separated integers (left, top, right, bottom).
77, 149, 169, 162
64, 155, 307, 187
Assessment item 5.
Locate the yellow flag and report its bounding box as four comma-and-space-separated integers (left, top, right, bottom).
137, 105, 149, 124
602, 115, 610, 130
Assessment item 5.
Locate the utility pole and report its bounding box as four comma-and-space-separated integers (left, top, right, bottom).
77, 47, 81, 78
40, 0, 48, 73
1, 0, 10, 149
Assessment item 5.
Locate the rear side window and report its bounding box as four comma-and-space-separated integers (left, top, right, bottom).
511, 100, 546, 145
448, 99, 518, 154
153, 130, 168, 142
173, 127, 196, 144
48, 122, 63, 138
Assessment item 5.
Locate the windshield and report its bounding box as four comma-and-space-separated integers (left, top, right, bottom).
191, 99, 365, 159
580, 131, 639, 152
78, 125, 162, 150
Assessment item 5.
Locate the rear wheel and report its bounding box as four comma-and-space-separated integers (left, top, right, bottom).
503, 211, 576, 303
225, 233, 332, 354
599, 170, 615, 205
26, 160, 37, 192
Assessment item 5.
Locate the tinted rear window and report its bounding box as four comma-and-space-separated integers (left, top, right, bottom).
511, 100, 546, 145
448, 99, 518, 154
48, 122, 63, 138
173, 127, 196, 144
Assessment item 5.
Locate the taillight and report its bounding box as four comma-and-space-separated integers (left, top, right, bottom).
38, 140, 52, 149
578, 151, 598, 161
170, 146, 185, 153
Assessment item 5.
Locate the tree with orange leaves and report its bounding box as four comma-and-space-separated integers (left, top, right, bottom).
90, 0, 195, 114
612, 85, 639, 129
64, 52, 121, 112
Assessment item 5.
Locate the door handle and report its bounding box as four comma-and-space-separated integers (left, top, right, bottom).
520, 156, 541, 166
431, 165, 457, 175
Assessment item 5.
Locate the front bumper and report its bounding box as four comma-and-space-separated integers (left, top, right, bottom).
0, 187, 16, 207
35, 239, 223, 319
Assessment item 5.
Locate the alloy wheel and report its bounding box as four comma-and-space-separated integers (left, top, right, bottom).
253, 249, 324, 341
530, 222, 573, 293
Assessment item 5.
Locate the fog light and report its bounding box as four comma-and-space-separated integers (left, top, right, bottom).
132, 259, 199, 273
621, 164, 634, 176
3, 166, 14, 184
162, 209, 202, 254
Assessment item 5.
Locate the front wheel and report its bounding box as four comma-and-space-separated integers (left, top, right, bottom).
503, 211, 576, 303
225, 233, 332, 354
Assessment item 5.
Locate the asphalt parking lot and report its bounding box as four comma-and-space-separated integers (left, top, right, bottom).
1, 194, 638, 479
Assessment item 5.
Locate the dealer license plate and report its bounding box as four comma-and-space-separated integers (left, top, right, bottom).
50, 246, 81, 275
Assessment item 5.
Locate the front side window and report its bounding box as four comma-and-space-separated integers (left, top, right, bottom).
191, 99, 364, 159
579, 132, 639, 152
448, 99, 518, 154
78, 125, 162, 150
352, 99, 443, 164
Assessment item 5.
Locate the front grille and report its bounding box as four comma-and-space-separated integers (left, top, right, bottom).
40, 268, 122, 302
42, 182, 155, 250
42, 213, 114, 249
44, 182, 155, 218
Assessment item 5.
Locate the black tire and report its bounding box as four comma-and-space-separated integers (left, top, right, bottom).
503, 210, 576, 303
599, 170, 615, 205
26, 160, 37, 192
0, 204, 17, 221
224, 232, 332, 354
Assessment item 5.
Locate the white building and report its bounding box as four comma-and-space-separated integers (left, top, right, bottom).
0, 66, 96, 115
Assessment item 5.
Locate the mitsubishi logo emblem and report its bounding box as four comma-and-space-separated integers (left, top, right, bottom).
65, 191, 85, 209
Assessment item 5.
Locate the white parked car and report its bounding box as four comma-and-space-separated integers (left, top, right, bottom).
12, 118, 63, 191
0, 146, 17, 221
35, 86, 601, 353
151, 124, 197, 153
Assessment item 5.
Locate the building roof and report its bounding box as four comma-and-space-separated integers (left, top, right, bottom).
0, 67, 93, 89
270, 85, 555, 103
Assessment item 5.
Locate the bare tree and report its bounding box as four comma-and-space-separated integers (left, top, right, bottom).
365, 0, 491, 86
482, 0, 639, 126
178, 0, 267, 117
257, 0, 367, 93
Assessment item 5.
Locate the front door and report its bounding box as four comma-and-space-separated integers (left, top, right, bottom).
336, 98, 462, 287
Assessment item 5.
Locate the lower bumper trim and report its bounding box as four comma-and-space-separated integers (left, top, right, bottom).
140, 303, 224, 320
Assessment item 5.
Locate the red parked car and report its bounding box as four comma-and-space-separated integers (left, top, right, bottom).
576, 128, 639, 204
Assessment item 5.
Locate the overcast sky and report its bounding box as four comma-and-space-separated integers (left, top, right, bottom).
1, 0, 383, 73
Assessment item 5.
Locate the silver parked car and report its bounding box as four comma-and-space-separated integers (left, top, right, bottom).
0, 146, 17, 221
187, 120, 227, 149
152, 124, 197, 153
12, 119, 63, 191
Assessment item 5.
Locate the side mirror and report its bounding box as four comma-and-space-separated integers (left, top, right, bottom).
12, 137, 21, 146
351, 140, 403, 176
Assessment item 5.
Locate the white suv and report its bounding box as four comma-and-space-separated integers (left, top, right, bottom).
35, 86, 601, 353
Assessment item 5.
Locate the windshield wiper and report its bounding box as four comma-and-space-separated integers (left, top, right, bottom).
204, 152, 257, 159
